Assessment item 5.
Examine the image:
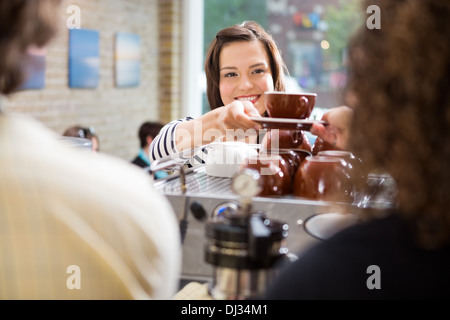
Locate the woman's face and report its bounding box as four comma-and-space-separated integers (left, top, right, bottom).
219, 40, 274, 115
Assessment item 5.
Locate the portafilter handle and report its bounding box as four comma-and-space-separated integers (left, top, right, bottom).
149, 145, 205, 190
149, 156, 190, 244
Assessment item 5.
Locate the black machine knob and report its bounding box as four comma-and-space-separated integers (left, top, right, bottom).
190, 201, 207, 221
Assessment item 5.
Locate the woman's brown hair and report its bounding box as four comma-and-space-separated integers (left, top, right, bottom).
346, 0, 450, 249
204, 21, 287, 110
0, 0, 61, 94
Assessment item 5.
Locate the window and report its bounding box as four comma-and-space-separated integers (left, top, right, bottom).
193, 0, 362, 115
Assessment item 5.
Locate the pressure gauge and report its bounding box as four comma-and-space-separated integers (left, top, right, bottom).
231, 169, 262, 198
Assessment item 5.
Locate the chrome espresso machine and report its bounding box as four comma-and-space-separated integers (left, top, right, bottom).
151, 148, 396, 299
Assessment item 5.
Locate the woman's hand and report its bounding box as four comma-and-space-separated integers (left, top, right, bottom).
176, 100, 262, 150
207, 100, 262, 143
311, 106, 353, 150
213, 100, 262, 132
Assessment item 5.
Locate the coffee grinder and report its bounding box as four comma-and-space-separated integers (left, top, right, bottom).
204, 168, 289, 300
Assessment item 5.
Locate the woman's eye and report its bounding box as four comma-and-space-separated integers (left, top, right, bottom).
252, 69, 265, 75
224, 72, 237, 78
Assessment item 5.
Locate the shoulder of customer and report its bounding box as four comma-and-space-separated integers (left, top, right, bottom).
1, 115, 182, 299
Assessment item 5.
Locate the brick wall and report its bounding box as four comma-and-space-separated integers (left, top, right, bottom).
158, 0, 183, 123
2, 0, 183, 161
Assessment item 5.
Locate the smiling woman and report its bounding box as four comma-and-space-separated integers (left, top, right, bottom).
218, 40, 273, 115
150, 21, 289, 167
205, 21, 286, 110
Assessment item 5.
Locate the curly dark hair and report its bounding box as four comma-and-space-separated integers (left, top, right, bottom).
0, 0, 61, 94
346, 0, 450, 249
204, 21, 287, 110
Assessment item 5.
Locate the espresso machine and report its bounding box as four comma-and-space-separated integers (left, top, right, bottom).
151, 148, 397, 298
203, 168, 290, 300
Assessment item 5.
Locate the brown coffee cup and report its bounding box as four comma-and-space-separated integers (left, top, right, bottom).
317, 150, 367, 194
265, 92, 317, 119
262, 129, 303, 150
241, 154, 291, 196
259, 149, 312, 181
261, 129, 312, 152
293, 155, 353, 202
311, 137, 339, 155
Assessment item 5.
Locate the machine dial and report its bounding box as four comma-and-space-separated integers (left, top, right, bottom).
231, 169, 261, 198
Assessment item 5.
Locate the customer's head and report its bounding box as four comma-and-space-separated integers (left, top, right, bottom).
204, 21, 287, 112
346, 0, 450, 248
0, 0, 61, 95
138, 121, 164, 149
63, 126, 99, 152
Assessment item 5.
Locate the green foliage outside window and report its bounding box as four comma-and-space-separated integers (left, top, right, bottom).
203, 0, 267, 54
323, 0, 364, 69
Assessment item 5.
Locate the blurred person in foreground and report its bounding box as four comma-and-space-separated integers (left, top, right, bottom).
265, 0, 450, 299
0, 0, 181, 299
131, 121, 169, 179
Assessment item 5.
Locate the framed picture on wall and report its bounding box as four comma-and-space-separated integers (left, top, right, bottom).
19, 46, 47, 90
69, 29, 100, 89
115, 32, 141, 88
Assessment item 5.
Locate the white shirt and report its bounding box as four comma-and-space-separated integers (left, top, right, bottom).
0, 113, 181, 299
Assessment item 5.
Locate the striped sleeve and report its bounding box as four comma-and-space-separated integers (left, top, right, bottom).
150, 117, 192, 162
149, 117, 207, 168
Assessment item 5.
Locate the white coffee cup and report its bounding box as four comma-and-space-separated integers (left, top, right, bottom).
205, 142, 258, 178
